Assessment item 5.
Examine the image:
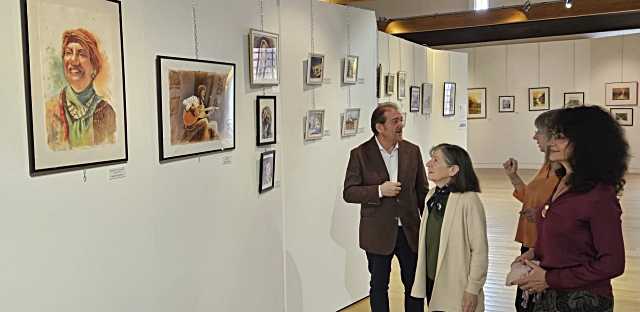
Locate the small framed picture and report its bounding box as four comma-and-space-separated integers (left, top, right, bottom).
397, 71, 406, 100
341, 108, 360, 137
256, 96, 276, 146
443, 82, 456, 117
249, 29, 279, 86
306, 53, 325, 85
468, 88, 487, 119
421, 83, 433, 115
409, 86, 420, 112
385, 74, 395, 95
564, 92, 584, 108
606, 82, 638, 106
498, 96, 515, 113
529, 87, 550, 111
343, 55, 358, 84
611, 108, 633, 126
259, 150, 275, 193
305, 109, 325, 140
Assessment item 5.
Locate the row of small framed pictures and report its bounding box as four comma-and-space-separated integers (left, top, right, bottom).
468, 82, 640, 119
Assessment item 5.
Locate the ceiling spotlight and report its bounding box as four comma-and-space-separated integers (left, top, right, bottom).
523, 0, 531, 12
565, 0, 573, 8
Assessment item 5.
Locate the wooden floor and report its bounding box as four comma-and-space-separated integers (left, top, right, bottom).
342, 169, 640, 312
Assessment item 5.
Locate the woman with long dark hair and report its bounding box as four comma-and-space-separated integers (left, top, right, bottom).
515, 106, 628, 311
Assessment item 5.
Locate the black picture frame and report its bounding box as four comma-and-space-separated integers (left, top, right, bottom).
376, 64, 382, 98
563, 92, 585, 108
498, 96, 515, 113
528, 87, 551, 111
21, 0, 128, 176
259, 150, 276, 193
156, 55, 236, 162
256, 96, 276, 146
443, 82, 456, 117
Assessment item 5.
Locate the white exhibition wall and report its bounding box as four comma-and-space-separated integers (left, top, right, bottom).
377, 32, 468, 155
0, 1, 468, 312
459, 35, 639, 173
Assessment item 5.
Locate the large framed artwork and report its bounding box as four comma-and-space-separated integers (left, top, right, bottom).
259, 150, 275, 193
343, 55, 358, 84
306, 53, 325, 85
499, 96, 515, 113
156, 55, 235, 161
341, 108, 360, 137
21, 0, 128, 175
249, 29, 279, 86
256, 95, 276, 146
468, 88, 487, 119
606, 82, 638, 106
564, 92, 584, 108
421, 83, 432, 115
397, 71, 406, 100
443, 82, 456, 117
529, 87, 550, 111
611, 108, 633, 126
409, 86, 420, 112
305, 109, 325, 140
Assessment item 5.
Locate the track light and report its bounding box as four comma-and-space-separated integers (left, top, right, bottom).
523, 0, 531, 13
565, 0, 573, 9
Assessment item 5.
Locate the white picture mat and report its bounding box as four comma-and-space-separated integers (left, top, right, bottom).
159, 58, 235, 158
28, 0, 127, 170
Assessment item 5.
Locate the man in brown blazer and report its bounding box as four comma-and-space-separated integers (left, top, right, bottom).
343, 103, 428, 312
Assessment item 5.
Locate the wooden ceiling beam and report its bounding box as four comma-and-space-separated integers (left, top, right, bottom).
383, 0, 640, 34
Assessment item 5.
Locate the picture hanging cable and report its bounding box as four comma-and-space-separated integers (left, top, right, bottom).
572, 41, 576, 91
191, 0, 200, 59
412, 44, 416, 85
399, 40, 403, 72
505, 46, 509, 93
387, 34, 391, 74
310, 0, 316, 108
259, 0, 266, 95
260, 0, 265, 31
621, 36, 625, 81
346, 9, 352, 108
537, 43, 541, 86
473, 47, 477, 86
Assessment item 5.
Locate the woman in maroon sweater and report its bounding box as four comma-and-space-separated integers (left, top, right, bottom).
514, 106, 628, 311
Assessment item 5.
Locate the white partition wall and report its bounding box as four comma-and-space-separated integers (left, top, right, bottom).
460, 36, 639, 173
0, 1, 470, 311
279, 2, 374, 312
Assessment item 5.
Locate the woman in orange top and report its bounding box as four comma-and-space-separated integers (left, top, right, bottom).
502, 109, 560, 312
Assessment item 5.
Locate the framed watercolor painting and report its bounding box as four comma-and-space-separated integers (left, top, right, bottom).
256, 95, 276, 146
249, 29, 279, 85
156, 55, 235, 161
21, 0, 128, 175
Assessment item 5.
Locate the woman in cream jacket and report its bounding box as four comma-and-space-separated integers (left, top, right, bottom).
411, 144, 488, 312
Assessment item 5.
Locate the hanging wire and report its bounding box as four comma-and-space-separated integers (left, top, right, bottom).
505, 45, 509, 94
346, 8, 352, 108
537, 43, 541, 86
412, 44, 416, 85
191, 0, 200, 59
621, 36, 625, 81
260, 0, 266, 95
572, 41, 576, 91
310, 0, 316, 108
